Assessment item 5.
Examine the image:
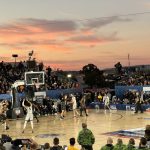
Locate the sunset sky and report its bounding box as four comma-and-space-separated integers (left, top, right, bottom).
0, 0, 150, 70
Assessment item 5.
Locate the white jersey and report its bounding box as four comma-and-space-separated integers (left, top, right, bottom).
0, 102, 3, 111
22, 100, 33, 121
26, 105, 33, 114
72, 96, 77, 110
103, 95, 110, 106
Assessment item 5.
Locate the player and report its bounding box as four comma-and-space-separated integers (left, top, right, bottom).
60, 94, 67, 119
0, 100, 9, 130
70, 94, 80, 117
103, 93, 111, 112
79, 95, 88, 117
22, 99, 34, 133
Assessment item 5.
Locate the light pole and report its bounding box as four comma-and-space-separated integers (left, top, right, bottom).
67, 74, 72, 88
12, 54, 18, 67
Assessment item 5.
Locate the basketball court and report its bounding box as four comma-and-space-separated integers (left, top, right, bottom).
1, 109, 150, 149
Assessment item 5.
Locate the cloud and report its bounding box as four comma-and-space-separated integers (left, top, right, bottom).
0, 16, 131, 36
141, 1, 150, 8
84, 16, 131, 29
18, 18, 78, 33
0, 23, 33, 35
66, 31, 119, 45
0, 42, 31, 50
19, 39, 61, 46
0, 18, 78, 36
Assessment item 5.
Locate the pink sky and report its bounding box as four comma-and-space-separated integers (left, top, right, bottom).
0, 0, 150, 70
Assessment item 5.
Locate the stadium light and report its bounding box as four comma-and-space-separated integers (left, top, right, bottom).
67, 74, 72, 78
12, 54, 18, 67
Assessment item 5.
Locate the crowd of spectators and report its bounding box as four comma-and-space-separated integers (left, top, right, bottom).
0, 123, 150, 149
116, 72, 150, 86
0, 61, 26, 94
0, 61, 79, 94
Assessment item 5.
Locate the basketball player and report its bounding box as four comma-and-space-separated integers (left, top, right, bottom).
70, 94, 80, 117
134, 94, 143, 113
80, 95, 88, 116
60, 94, 67, 119
103, 93, 110, 112
0, 100, 9, 130
32, 101, 40, 123
22, 99, 34, 133
33, 80, 40, 92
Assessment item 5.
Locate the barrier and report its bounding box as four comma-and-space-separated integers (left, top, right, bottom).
0, 88, 82, 101
115, 85, 150, 99
89, 102, 150, 111
0, 94, 11, 100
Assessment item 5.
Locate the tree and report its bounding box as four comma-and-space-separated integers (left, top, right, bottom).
82, 64, 105, 88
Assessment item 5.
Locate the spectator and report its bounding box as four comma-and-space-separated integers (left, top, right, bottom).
124, 138, 136, 150
43, 142, 50, 150
77, 123, 95, 150
145, 125, 150, 148
51, 137, 63, 150
145, 125, 150, 141
100, 137, 114, 150
138, 137, 148, 150
113, 138, 126, 150
0, 143, 5, 150
67, 138, 79, 150
29, 138, 40, 150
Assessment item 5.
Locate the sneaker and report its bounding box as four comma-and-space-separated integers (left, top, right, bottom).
60, 116, 64, 120
6, 126, 9, 130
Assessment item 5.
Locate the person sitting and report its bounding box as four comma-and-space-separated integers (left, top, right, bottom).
138, 137, 149, 150
124, 138, 136, 150
51, 137, 63, 150
144, 124, 150, 148
67, 138, 79, 150
43, 142, 51, 150
100, 137, 114, 150
0, 143, 6, 150
113, 138, 126, 150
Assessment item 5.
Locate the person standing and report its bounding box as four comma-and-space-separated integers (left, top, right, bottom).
32, 101, 40, 123
70, 94, 80, 117
134, 94, 143, 113
22, 99, 34, 133
60, 94, 67, 119
103, 93, 110, 112
0, 100, 9, 130
80, 95, 88, 116
77, 123, 95, 150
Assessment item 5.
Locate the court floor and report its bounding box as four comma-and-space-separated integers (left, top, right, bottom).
1, 109, 150, 149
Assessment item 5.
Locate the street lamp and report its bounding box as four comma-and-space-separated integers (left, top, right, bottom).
12, 54, 18, 67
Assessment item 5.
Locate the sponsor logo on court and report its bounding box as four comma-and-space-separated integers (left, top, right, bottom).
103, 127, 145, 138
36, 133, 65, 138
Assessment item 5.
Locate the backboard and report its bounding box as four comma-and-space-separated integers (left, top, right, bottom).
25, 71, 45, 85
